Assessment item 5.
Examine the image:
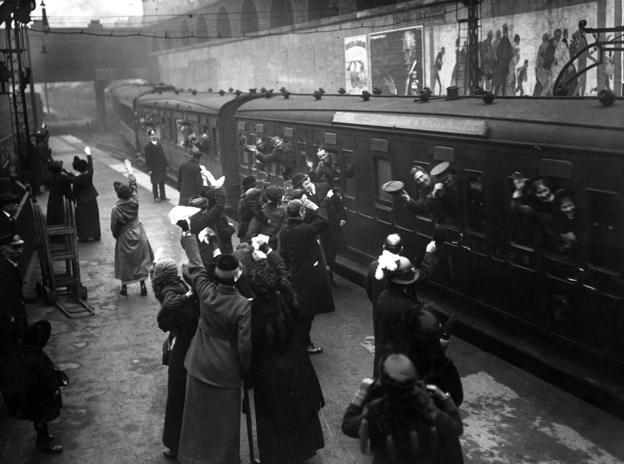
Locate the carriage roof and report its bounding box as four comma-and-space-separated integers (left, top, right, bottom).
234, 94, 624, 153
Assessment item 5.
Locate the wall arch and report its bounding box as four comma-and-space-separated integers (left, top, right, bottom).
240, 0, 259, 35
270, 0, 294, 28
196, 16, 208, 38
217, 7, 232, 38
308, 0, 337, 21
180, 19, 191, 46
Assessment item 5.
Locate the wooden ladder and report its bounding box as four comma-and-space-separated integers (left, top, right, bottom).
33, 197, 94, 317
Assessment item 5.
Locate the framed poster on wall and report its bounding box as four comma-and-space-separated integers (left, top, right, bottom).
344, 35, 370, 94
369, 26, 424, 96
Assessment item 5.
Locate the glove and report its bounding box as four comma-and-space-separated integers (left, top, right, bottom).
84, 146, 91, 156
176, 219, 190, 232
352, 378, 374, 407
426, 240, 437, 254
251, 249, 267, 261
326, 189, 334, 199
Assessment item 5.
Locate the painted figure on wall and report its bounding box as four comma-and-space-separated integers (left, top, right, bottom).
493, 24, 513, 96
451, 39, 468, 95
480, 30, 495, 91
569, 25, 595, 96
433, 47, 445, 95
505, 34, 521, 96
516, 59, 529, 96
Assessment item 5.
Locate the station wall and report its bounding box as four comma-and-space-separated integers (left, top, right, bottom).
153, 0, 622, 96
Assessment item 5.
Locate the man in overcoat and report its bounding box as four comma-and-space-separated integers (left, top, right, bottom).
291, 171, 347, 285
177, 147, 203, 206
144, 129, 169, 202
278, 198, 335, 354
372, 255, 442, 377
0, 233, 63, 454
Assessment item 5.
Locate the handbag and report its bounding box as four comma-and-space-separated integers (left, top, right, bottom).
162, 335, 174, 366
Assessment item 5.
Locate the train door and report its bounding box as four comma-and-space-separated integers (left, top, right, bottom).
532, 158, 584, 340
502, 149, 540, 322
455, 148, 496, 304
345, 132, 389, 261
580, 182, 624, 362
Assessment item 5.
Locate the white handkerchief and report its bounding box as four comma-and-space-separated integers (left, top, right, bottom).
168, 206, 201, 225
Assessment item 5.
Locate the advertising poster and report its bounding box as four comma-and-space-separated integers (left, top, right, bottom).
369, 26, 424, 96
344, 35, 369, 94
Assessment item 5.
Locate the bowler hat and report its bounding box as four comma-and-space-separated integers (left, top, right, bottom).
383, 233, 402, 254
290, 172, 308, 189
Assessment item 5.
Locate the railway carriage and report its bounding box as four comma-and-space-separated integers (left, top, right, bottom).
128, 89, 258, 208
110, 83, 624, 370
234, 94, 624, 367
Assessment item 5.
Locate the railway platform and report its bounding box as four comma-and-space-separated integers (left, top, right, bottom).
0, 134, 623, 464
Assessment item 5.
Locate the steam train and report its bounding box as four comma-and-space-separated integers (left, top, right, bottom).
109, 83, 624, 371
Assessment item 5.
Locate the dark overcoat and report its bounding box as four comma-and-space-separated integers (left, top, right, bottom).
144, 142, 168, 184
177, 158, 203, 206
278, 208, 335, 317
373, 284, 423, 377
0, 257, 27, 358
307, 182, 347, 265
154, 276, 199, 453
73, 155, 100, 240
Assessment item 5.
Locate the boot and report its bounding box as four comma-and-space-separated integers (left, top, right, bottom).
35, 423, 63, 454
120, 284, 127, 296
140, 280, 147, 296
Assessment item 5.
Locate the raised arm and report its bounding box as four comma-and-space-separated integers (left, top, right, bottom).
180, 234, 216, 298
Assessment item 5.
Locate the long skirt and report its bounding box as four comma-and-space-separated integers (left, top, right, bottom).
162, 364, 187, 453
76, 199, 101, 240
255, 401, 324, 464
114, 222, 153, 284
178, 375, 241, 464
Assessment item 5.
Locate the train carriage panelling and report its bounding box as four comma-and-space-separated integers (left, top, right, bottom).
580, 158, 624, 361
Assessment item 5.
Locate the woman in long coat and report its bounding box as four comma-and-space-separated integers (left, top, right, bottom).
178, 233, 251, 464
235, 238, 325, 464
46, 160, 74, 226
72, 152, 100, 241
152, 259, 199, 460
110, 174, 153, 296
278, 198, 335, 353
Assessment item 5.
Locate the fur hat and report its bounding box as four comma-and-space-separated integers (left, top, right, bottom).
73, 156, 88, 173
114, 181, 132, 200
291, 172, 308, 189
241, 176, 256, 190
153, 259, 178, 281
214, 254, 240, 280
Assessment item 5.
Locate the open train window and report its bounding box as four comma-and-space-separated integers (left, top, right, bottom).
374, 157, 392, 204
408, 162, 432, 221
586, 189, 623, 273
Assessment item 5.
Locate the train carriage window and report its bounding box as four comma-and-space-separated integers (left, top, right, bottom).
409, 162, 432, 221
465, 170, 487, 235
586, 189, 623, 273
342, 149, 356, 199
375, 157, 393, 204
